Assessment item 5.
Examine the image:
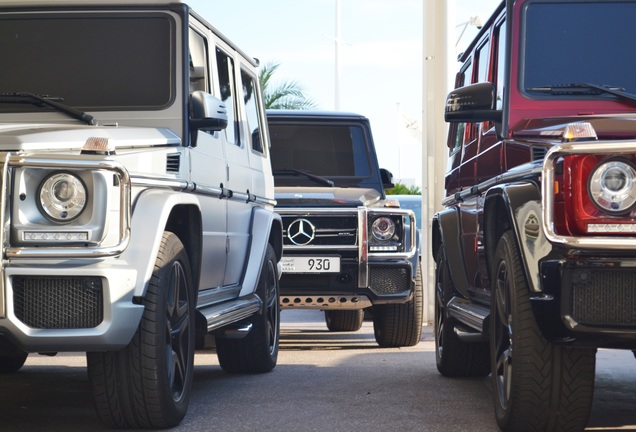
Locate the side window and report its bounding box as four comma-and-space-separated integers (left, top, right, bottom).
451, 59, 477, 152
475, 39, 491, 83
216, 48, 239, 146
494, 20, 507, 110
240, 68, 264, 154
188, 28, 209, 93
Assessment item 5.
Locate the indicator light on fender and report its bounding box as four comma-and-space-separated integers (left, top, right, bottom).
562, 122, 597, 142
82, 137, 115, 155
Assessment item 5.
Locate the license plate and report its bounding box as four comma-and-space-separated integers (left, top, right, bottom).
281, 256, 340, 273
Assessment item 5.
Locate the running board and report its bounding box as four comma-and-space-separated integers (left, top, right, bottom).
198, 294, 262, 333
447, 297, 490, 335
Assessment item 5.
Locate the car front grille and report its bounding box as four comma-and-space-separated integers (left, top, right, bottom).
567, 268, 636, 327
369, 265, 410, 295
282, 213, 357, 247
13, 276, 104, 329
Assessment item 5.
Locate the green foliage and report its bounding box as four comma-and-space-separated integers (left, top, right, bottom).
386, 183, 421, 195
259, 62, 317, 110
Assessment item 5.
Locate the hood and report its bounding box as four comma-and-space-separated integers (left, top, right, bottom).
0, 123, 180, 151
275, 186, 383, 208
512, 115, 636, 142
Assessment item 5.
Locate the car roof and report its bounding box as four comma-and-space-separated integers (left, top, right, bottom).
266, 109, 369, 122
391, 195, 422, 200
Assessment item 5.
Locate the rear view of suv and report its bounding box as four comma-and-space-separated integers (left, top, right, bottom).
433, 1, 636, 431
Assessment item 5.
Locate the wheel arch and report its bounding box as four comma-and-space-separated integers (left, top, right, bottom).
121, 189, 202, 298
432, 207, 471, 299
483, 181, 544, 292
238, 208, 283, 297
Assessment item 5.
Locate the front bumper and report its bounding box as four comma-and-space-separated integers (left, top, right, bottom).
535, 257, 636, 349
280, 259, 415, 309
0, 259, 141, 352
277, 206, 418, 310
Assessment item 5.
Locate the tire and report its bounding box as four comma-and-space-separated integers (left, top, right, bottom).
0, 338, 28, 373
87, 232, 195, 429
372, 264, 424, 347
216, 244, 279, 373
434, 246, 489, 377
490, 231, 596, 432
324, 310, 364, 332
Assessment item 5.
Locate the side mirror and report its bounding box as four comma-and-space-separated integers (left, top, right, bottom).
380, 168, 394, 190
445, 82, 502, 123
189, 91, 228, 133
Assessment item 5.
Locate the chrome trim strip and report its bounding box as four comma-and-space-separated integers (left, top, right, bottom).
276, 207, 359, 215
5, 157, 131, 259
131, 175, 193, 192
542, 140, 636, 249
283, 244, 358, 251
131, 175, 276, 206
0, 153, 8, 318
358, 207, 368, 288
198, 294, 262, 332
442, 163, 543, 207
447, 297, 489, 332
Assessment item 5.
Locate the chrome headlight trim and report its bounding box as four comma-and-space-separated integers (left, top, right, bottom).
38, 171, 87, 222
371, 216, 396, 241
588, 158, 636, 215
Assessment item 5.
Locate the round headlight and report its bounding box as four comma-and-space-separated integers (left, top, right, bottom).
38, 172, 87, 222
588, 159, 636, 214
371, 217, 395, 241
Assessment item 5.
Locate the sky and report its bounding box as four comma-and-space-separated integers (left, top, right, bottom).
187, 0, 502, 186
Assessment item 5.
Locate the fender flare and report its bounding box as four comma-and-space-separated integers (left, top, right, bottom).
119, 189, 201, 297
484, 182, 549, 293
432, 207, 471, 299
238, 207, 283, 297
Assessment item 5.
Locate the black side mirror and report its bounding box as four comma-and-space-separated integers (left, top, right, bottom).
445, 82, 502, 123
380, 168, 394, 190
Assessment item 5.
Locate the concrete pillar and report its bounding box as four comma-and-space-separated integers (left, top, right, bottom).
422, 0, 452, 323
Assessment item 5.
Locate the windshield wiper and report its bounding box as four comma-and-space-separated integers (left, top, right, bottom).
273, 169, 335, 187
0, 92, 95, 125
526, 83, 636, 106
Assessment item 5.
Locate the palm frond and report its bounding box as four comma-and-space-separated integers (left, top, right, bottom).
259, 61, 317, 110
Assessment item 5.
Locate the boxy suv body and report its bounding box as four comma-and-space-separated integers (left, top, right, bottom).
268, 110, 422, 347
0, 0, 282, 428
433, 1, 636, 430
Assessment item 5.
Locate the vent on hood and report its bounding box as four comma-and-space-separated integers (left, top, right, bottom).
166, 153, 180, 173
532, 146, 547, 162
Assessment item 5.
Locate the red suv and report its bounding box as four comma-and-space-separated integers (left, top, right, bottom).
433, 1, 636, 431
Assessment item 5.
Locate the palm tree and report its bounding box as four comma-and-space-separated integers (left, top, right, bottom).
259, 62, 317, 110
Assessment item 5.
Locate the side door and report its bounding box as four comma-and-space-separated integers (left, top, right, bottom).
241, 66, 273, 200
188, 25, 228, 291
213, 45, 253, 287
458, 33, 491, 293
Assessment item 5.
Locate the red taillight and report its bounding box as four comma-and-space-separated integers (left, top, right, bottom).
556, 154, 636, 235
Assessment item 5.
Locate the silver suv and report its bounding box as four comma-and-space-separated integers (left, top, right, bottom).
0, 0, 282, 428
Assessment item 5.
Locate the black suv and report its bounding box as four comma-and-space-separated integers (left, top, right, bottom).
268, 110, 422, 347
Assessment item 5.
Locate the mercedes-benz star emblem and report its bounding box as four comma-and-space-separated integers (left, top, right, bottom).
287, 219, 316, 245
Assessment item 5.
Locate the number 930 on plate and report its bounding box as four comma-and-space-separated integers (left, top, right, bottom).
280, 256, 341, 273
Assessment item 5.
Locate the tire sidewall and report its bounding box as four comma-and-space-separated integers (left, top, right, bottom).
146, 232, 195, 421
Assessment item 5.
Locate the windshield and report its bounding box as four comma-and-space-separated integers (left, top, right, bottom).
523, 2, 636, 98
0, 13, 175, 112
269, 122, 372, 186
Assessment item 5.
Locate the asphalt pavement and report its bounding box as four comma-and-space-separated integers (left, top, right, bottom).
1, 310, 635, 431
